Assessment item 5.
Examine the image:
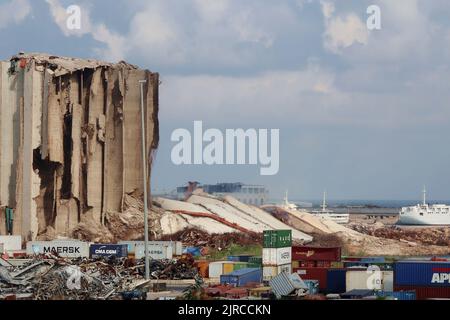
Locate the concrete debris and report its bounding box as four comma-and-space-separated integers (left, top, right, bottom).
0, 254, 197, 300
348, 223, 450, 247
160, 228, 263, 248
264, 206, 450, 256
0, 52, 159, 241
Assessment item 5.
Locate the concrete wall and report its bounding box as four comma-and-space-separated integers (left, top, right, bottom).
0, 54, 159, 240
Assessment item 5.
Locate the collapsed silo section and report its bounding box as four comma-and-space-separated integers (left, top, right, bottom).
0, 53, 159, 241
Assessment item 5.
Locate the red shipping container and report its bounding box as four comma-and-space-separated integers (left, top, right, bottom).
293, 267, 328, 290
292, 246, 341, 262
316, 261, 331, 268
299, 261, 316, 268
225, 288, 248, 299
394, 285, 450, 300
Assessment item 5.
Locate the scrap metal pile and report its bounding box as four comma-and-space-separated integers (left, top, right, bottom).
0, 254, 198, 300
161, 228, 263, 248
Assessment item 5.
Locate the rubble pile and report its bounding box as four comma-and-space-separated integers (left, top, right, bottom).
0, 254, 198, 300
160, 228, 263, 248
349, 223, 450, 247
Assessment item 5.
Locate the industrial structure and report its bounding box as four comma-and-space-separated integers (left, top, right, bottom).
0, 53, 159, 240
176, 182, 268, 205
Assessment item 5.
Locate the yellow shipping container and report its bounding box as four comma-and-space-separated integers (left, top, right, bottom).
223, 263, 235, 274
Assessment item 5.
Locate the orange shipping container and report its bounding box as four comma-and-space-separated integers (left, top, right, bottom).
194, 260, 210, 278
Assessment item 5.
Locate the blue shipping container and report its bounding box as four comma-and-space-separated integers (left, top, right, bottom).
220, 268, 262, 287
361, 257, 385, 264
304, 280, 319, 295
227, 255, 253, 262
326, 269, 347, 293
394, 261, 450, 287
376, 290, 416, 300
89, 244, 128, 258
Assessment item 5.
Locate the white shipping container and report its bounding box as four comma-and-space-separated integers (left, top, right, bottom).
263, 264, 292, 281
208, 261, 226, 278
0, 236, 22, 252
346, 270, 393, 292
119, 241, 183, 256
134, 244, 173, 260
262, 247, 291, 266
26, 240, 90, 258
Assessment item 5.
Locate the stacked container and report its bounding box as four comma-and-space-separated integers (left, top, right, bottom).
394, 261, 450, 300
291, 246, 342, 292
262, 230, 292, 281
209, 261, 240, 278
220, 268, 263, 287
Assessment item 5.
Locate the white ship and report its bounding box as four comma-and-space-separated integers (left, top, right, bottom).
398, 187, 450, 226
310, 191, 350, 224
280, 191, 313, 210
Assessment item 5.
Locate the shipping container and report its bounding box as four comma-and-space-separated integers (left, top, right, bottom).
340, 289, 375, 299
89, 244, 128, 258
208, 261, 240, 278
376, 290, 416, 300
0, 236, 21, 252
26, 240, 89, 258
316, 261, 332, 268
227, 255, 253, 262
233, 262, 250, 271
194, 260, 209, 278
360, 257, 385, 264
248, 256, 262, 266
263, 264, 292, 281
269, 272, 307, 299
298, 261, 316, 268
291, 246, 341, 262
346, 270, 393, 291
394, 261, 450, 287
394, 285, 450, 300
293, 267, 328, 291
223, 262, 235, 274
263, 230, 292, 248
119, 241, 183, 256
225, 288, 249, 299
304, 280, 319, 295
262, 247, 291, 266
220, 268, 262, 286
326, 269, 347, 294
134, 244, 173, 260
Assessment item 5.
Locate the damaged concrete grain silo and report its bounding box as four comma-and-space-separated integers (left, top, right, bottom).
0, 53, 159, 241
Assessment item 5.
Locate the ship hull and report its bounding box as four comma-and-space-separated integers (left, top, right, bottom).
311, 213, 349, 224
398, 214, 450, 226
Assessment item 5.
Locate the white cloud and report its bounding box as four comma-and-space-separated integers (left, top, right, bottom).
80, 0, 292, 68
45, 0, 126, 61
320, 1, 368, 54
0, 0, 31, 29
320, 0, 335, 19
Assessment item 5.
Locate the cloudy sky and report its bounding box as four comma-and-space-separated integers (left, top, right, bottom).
1, 0, 450, 201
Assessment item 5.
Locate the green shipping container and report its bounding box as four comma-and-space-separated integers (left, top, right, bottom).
233, 262, 250, 271
248, 256, 262, 266
263, 230, 292, 248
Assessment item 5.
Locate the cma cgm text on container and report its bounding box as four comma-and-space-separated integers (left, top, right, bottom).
395, 261, 450, 286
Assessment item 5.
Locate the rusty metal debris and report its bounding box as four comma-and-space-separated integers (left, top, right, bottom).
161, 228, 263, 248
0, 254, 198, 300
